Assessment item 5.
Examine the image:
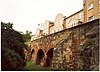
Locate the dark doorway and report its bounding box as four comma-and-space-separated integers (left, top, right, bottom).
30, 49, 35, 60
45, 48, 54, 67
36, 49, 44, 65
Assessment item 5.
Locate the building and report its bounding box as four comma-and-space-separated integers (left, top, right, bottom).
49, 21, 55, 34
54, 14, 64, 32
61, 0, 100, 30
35, 28, 43, 38
83, 0, 100, 22
64, 9, 83, 29
34, 0, 100, 39
99, 0, 100, 18
43, 20, 54, 35
43, 14, 64, 35
43, 20, 49, 35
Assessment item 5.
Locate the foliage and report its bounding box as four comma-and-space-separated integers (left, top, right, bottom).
24, 61, 51, 71
1, 22, 13, 29
22, 30, 32, 42
1, 22, 26, 70
21, 30, 33, 61
2, 48, 23, 70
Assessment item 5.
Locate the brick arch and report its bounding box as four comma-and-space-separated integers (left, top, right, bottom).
30, 49, 35, 60
36, 49, 45, 65
44, 48, 54, 67
36, 43, 45, 53
46, 45, 55, 54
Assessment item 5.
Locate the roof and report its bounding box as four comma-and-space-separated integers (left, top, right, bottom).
64, 9, 83, 20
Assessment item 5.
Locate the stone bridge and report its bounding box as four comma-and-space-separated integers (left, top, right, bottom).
27, 19, 99, 70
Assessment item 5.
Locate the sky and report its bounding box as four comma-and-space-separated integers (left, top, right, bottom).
1, 0, 83, 35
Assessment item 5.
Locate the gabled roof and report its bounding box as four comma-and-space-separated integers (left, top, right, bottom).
64, 9, 83, 20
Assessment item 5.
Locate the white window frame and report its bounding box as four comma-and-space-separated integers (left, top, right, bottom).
99, 0, 100, 4
88, 2, 93, 10
79, 13, 82, 21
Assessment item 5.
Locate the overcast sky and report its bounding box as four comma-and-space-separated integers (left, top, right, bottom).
1, 0, 83, 34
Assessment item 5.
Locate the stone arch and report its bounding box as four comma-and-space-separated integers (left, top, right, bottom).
30, 49, 35, 60
44, 48, 54, 67
36, 49, 44, 65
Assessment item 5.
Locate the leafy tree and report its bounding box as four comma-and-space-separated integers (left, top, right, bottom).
21, 30, 33, 60
22, 30, 32, 42
1, 22, 26, 70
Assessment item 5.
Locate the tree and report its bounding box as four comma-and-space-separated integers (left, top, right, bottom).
1, 22, 26, 70
1, 22, 13, 30
22, 30, 32, 42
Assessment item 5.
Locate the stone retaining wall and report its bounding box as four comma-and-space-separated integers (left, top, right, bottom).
28, 19, 99, 71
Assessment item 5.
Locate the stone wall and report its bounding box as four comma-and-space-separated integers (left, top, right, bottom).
51, 19, 99, 70
28, 19, 99, 71
78, 26, 99, 70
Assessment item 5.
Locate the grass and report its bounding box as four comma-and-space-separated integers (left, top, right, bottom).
24, 61, 51, 71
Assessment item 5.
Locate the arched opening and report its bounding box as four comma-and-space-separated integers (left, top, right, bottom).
30, 49, 35, 60
45, 48, 54, 67
36, 49, 44, 65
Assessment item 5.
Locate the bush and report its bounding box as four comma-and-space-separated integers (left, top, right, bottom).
1, 22, 26, 70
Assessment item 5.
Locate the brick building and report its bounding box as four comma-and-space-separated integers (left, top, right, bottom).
64, 9, 83, 29
35, 0, 100, 39
54, 14, 64, 32
42, 14, 64, 35
49, 21, 54, 34
43, 20, 54, 35
83, 0, 100, 22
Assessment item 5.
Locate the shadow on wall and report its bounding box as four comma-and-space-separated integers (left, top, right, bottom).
30, 49, 35, 61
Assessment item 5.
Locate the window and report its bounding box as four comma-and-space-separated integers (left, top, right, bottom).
71, 21, 75, 26
79, 13, 82, 21
67, 18, 71, 23
88, 2, 93, 10
83, 0, 86, 6
88, 16, 93, 21
99, 12, 100, 18
83, 0, 86, 4
99, 0, 100, 4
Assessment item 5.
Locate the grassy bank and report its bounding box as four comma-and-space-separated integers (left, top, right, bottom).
24, 61, 51, 71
